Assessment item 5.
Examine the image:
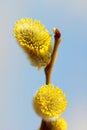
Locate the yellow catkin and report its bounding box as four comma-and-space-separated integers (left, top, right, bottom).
50, 117, 67, 130
33, 84, 67, 121
13, 18, 52, 69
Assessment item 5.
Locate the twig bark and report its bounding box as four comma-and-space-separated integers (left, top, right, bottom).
40, 28, 61, 130
44, 28, 61, 84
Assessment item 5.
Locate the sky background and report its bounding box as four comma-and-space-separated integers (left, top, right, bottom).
0, 0, 87, 130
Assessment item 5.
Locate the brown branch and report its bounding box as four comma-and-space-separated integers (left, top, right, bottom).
39, 120, 52, 130
44, 28, 61, 84
40, 28, 61, 130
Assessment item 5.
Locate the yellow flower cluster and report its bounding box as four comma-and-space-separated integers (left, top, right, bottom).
50, 117, 67, 130
13, 18, 52, 69
33, 84, 67, 121
13, 17, 67, 130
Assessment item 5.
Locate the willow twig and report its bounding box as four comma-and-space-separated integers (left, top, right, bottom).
44, 28, 61, 84
40, 28, 61, 130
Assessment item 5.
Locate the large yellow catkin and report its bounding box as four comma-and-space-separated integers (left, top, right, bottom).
33, 84, 67, 121
13, 18, 53, 69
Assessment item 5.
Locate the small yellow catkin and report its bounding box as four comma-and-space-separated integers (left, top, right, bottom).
13, 18, 53, 69
33, 84, 67, 121
50, 117, 67, 130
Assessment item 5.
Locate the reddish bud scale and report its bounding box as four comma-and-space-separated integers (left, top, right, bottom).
55, 28, 61, 38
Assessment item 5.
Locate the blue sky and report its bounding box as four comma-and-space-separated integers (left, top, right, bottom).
0, 0, 87, 130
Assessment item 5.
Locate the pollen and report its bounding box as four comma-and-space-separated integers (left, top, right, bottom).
33, 84, 67, 120
13, 18, 52, 69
